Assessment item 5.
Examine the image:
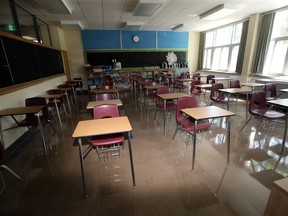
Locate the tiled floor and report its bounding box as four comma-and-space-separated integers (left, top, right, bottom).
0, 88, 287, 216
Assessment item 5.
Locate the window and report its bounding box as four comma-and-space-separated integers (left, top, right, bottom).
262, 9, 288, 75
202, 23, 243, 72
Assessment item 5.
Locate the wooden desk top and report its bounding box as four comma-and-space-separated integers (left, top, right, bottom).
38, 94, 65, 99
86, 99, 123, 109
58, 87, 72, 91
72, 116, 132, 138
279, 89, 288, 93
267, 98, 288, 108
273, 178, 288, 195
0, 105, 44, 117
212, 77, 231, 80
176, 78, 194, 82
181, 106, 235, 120
143, 85, 165, 90
92, 89, 119, 94
157, 93, 190, 100
218, 88, 252, 94
194, 84, 212, 88
241, 83, 265, 87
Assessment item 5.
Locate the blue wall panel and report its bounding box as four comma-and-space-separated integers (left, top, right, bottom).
82, 30, 120, 49
122, 31, 156, 49
158, 31, 188, 48
81, 30, 188, 49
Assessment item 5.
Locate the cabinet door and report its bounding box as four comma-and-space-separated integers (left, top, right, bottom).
0, 37, 13, 88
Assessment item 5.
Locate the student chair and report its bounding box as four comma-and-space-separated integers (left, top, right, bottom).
264, 83, 277, 101
210, 83, 234, 109
229, 79, 241, 102
240, 90, 285, 132
190, 80, 203, 97
88, 104, 124, 160
95, 93, 115, 101
172, 97, 211, 142
206, 75, 215, 84
154, 87, 176, 120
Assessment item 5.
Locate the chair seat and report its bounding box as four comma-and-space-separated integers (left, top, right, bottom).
266, 96, 277, 101
158, 101, 177, 110
263, 110, 285, 119
214, 97, 234, 104
91, 134, 124, 146
177, 117, 211, 131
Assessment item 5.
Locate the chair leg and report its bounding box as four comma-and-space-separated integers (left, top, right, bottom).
154, 108, 158, 120
172, 126, 180, 140
240, 117, 252, 132
47, 121, 56, 133
0, 165, 21, 180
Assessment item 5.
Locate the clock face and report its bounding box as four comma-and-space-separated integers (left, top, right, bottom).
132, 35, 140, 43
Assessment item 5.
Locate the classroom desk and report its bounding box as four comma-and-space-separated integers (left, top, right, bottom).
278, 89, 288, 98
218, 88, 252, 121
38, 94, 66, 127
0, 105, 49, 154
143, 85, 165, 105
241, 83, 265, 91
72, 116, 135, 197
90, 88, 120, 99
181, 106, 235, 170
157, 93, 190, 135
67, 82, 78, 104
266, 98, 288, 154
86, 99, 123, 109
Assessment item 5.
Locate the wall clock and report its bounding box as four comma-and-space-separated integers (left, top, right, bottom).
132, 35, 140, 43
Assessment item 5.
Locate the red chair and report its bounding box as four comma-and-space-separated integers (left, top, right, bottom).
190, 80, 202, 96
95, 93, 115, 101
210, 83, 234, 109
154, 87, 176, 120
229, 79, 241, 102
240, 90, 285, 132
0, 140, 20, 194
143, 81, 158, 106
206, 75, 215, 84
172, 97, 211, 140
17, 97, 55, 132
264, 83, 277, 101
89, 104, 124, 160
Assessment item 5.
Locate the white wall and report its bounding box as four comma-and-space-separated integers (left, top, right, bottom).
0, 76, 66, 149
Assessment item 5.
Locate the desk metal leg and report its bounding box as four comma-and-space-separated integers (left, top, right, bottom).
65, 92, 72, 113
127, 131, 136, 188
281, 116, 288, 154
192, 120, 198, 170
35, 113, 47, 155
54, 99, 62, 127
164, 100, 167, 135
78, 138, 87, 197
245, 93, 249, 122
227, 116, 231, 164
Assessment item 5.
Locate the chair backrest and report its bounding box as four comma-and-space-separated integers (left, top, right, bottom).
25, 97, 49, 122
176, 97, 197, 123
264, 83, 277, 100
206, 75, 215, 84
144, 81, 157, 86
229, 79, 240, 88
192, 73, 201, 81
249, 90, 267, 116
93, 104, 119, 119
156, 87, 170, 105
190, 80, 202, 94
210, 83, 225, 100
95, 93, 115, 101
99, 84, 114, 90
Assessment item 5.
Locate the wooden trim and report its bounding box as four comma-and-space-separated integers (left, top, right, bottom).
0, 74, 66, 96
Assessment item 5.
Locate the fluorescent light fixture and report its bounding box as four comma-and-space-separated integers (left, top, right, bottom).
199, 4, 224, 19
34, 0, 72, 14
124, 22, 144, 30
170, 24, 184, 31
133, 0, 165, 17
60, 21, 84, 30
